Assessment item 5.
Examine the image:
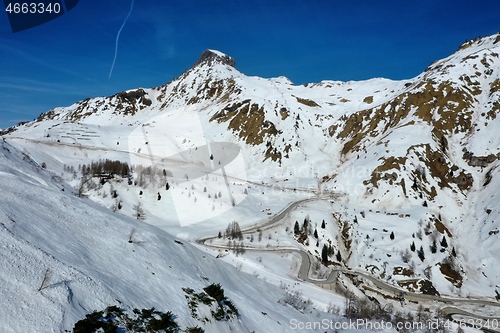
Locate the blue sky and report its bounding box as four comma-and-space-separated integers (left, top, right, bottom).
1, 0, 499, 129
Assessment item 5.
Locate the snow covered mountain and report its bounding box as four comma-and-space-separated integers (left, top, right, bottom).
0, 138, 345, 332
3, 33, 500, 330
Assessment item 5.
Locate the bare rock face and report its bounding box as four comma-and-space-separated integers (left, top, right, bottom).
192, 49, 236, 68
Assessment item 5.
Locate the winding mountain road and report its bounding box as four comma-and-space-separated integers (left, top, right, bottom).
17, 136, 498, 327
197, 196, 500, 331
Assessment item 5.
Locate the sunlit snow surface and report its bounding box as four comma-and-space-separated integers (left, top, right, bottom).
127, 107, 247, 226
3, 34, 500, 332
0, 140, 346, 333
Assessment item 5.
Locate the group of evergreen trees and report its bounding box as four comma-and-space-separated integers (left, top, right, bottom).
321, 244, 341, 264
294, 216, 313, 235
410, 235, 452, 262
293, 216, 342, 265
133, 165, 172, 188
81, 159, 131, 178
73, 306, 182, 333
225, 221, 242, 240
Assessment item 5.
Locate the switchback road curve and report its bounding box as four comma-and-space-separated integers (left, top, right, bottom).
197, 196, 500, 331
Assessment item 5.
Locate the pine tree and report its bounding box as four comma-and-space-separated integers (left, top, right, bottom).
430, 241, 437, 253
418, 246, 425, 262
390, 231, 395, 240
321, 245, 328, 264
336, 250, 342, 263
294, 221, 300, 234
165, 182, 170, 190
321, 220, 326, 229
314, 229, 318, 239
451, 247, 457, 257
440, 236, 448, 248
410, 242, 416, 252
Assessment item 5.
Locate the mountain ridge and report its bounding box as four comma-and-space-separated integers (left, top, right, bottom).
3, 32, 500, 303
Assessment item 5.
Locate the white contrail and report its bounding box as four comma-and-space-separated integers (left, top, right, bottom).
108, 0, 135, 79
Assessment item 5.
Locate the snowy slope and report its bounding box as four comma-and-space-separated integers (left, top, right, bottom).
323, 34, 500, 297
0, 139, 345, 332
3, 32, 500, 310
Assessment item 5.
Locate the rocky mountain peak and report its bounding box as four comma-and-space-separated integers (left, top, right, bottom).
192, 49, 236, 69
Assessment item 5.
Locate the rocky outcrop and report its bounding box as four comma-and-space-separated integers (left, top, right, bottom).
462, 149, 499, 167
192, 49, 236, 68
